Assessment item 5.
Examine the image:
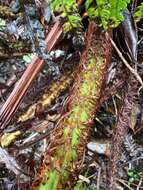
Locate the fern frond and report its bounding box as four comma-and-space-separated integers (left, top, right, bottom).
85, 0, 131, 29
51, 0, 131, 30
134, 2, 143, 22
50, 0, 82, 32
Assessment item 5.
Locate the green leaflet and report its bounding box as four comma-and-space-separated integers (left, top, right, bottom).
39, 170, 59, 190
73, 183, 86, 190
85, 0, 94, 9
50, 0, 82, 31
23, 54, 34, 63
0, 18, 6, 29
80, 111, 88, 123
72, 127, 81, 146
85, 0, 131, 29
51, 0, 131, 29
134, 2, 143, 22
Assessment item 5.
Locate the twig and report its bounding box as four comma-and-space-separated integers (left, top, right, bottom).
99, 78, 125, 108
97, 167, 101, 190
117, 178, 143, 190
18, 130, 51, 150
137, 178, 142, 190
117, 179, 134, 190
106, 32, 143, 88
112, 96, 118, 119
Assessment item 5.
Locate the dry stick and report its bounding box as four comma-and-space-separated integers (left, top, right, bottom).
97, 167, 101, 190
0, 21, 63, 130
106, 32, 143, 88
117, 179, 134, 190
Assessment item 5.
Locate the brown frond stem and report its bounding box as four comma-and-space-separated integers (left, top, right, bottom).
0, 21, 63, 130
109, 76, 139, 190
32, 21, 112, 190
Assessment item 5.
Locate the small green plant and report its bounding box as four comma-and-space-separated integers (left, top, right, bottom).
134, 2, 143, 22
85, 0, 131, 29
87, 187, 96, 190
74, 183, 97, 190
74, 183, 86, 190
23, 54, 35, 63
50, 0, 82, 31
0, 18, 6, 29
127, 169, 139, 186
51, 0, 131, 30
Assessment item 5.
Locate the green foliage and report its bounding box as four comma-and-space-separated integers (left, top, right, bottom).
23, 54, 34, 63
72, 128, 81, 146
127, 169, 139, 186
85, 0, 131, 29
51, 0, 131, 30
87, 187, 97, 190
50, 0, 82, 31
74, 183, 96, 190
37, 22, 111, 190
134, 2, 143, 22
39, 170, 59, 190
74, 183, 86, 190
0, 18, 6, 29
